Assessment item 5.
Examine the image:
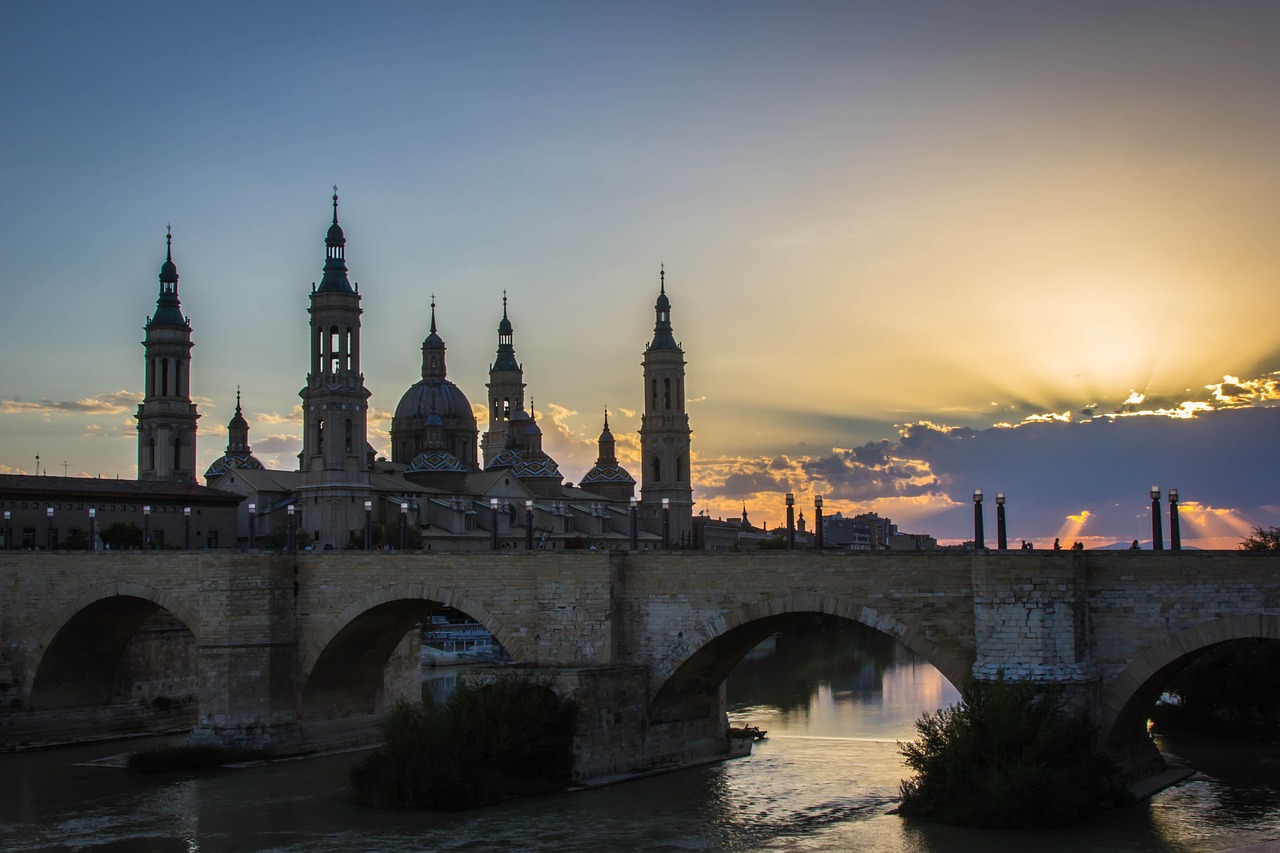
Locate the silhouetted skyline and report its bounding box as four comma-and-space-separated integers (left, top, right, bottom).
3, 2, 1279, 545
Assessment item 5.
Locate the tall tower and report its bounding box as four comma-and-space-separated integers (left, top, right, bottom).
137, 227, 199, 483
299, 189, 371, 481
481, 293, 526, 466
639, 266, 693, 543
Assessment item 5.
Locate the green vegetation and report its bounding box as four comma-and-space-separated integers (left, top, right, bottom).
1150, 640, 1280, 740
897, 677, 1124, 828
100, 521, 144, 550
350, 676, 576, 811
128, 745, 264, 774
1240, 526, 1280, 551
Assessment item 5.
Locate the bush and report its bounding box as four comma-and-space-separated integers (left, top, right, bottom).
350, 675, 575, 810
897, 677, 1123, 828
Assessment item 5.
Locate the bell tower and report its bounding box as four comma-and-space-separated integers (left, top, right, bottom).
299, 188, 371, 480
639, 266, 693, 544
137, 227, 199, 482
482, 293, 526, 466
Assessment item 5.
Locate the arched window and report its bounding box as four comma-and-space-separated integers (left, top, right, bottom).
148, 438, 156, 470
150, 358, 157, 396
161, 358, 170, 397
651, 379, 658, 409
651, 456, 661, 481
317, 419, 325, 454
663, 378, 671, 409
173, 437, 182, 470
676, 456, 684, 482
330, 326, 341, 373
345, 419, 353, 455
345, 327, 354, 371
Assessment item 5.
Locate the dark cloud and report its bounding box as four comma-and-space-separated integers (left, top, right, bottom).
1, 391, 141, 415
706, 470, 790, 499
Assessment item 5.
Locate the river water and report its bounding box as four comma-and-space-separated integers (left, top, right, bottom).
2, 624, 1278, 852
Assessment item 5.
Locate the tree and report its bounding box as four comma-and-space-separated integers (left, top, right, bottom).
100, 521, 144, 550
897, 677, 1123, 828
1240, 526, 1280, 551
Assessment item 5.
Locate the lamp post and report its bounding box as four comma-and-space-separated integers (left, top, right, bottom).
972, 490, 984, 550
661, 498, 671, 550
1169, 488, 1181, 551
628, 497, 639, 551
46, 506, 54, 551
814, 495, 824, 551
400, 502, 409, 551
287, 504, 296, 552
489, 498, 499, 550
785, 493, 795, 550
88, 507, 96, 551
1150, 486, 1163, 551
996, 492, 1007, 551
4, 510, 10, 550
143, 505, 151, 550
247, 502, 256, 550
183, 506, 191, 550
525, 500, 534, 551
364, 500, 372, 550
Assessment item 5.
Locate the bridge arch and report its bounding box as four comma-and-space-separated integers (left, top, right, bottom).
1100, 613, 1280, 750
23, 583, 200, 710
648, 592, 973, 724
299, 584, 531, 717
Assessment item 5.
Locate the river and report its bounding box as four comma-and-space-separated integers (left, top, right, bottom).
2, 624, 1278, 852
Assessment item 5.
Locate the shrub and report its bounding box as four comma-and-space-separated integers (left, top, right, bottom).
350, 675, 575, 810
897, 677, 1123, 828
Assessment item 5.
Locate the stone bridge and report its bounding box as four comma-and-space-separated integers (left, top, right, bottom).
1, 550, 1277, 781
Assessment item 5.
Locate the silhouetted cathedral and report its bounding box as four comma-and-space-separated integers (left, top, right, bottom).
151, 192, 694, 549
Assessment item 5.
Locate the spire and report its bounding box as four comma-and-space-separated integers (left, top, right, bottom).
317, 186, 354, 293
596, 407, 617, 465
493, 291, 520, 371
421, 294, 447, 379
227, 386, 251, 453
648, 263, 678, 351
149, 226, 186, 326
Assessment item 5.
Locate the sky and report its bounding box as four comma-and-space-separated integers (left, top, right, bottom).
3, 1, 1279, 548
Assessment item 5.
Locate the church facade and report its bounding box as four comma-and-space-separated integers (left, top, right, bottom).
181, 193, 693, 550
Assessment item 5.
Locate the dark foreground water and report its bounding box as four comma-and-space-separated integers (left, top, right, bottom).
2, 627, 1278, 852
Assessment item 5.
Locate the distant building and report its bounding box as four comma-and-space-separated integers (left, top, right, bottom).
0, 474, 240, 550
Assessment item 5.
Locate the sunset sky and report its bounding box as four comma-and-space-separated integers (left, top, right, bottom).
3, 2, 1279, 547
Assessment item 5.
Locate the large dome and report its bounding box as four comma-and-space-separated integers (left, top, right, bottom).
394, 378, 475, 424
390, 378, 479, 469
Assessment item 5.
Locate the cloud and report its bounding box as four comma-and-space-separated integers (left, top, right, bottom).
257, 405, 303, 425
1, 390, 141, 415
253, 434, 302, 454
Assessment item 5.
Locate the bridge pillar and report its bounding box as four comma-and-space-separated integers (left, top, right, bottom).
971, 552, 1100, 712
190, 554, 303, 752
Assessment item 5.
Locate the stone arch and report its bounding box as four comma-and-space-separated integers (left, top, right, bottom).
648, 592, 972, 724
1099, 613, 1280, 749
23, 583, 200, 709
299, 585, 530, 717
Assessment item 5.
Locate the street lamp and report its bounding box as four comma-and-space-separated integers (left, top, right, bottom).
143, 505, 151, 550
247, 502, 256, 550
1169, 488, 1181, 551
401, 501, 409, 551
785, 493, 795, 551
996, 492, 1007, 551
88, 507, 96, 551
1150, 486, 1163, 551
287, 504, 296, 552
183, 506, 191, 550
661, 497, 671, 550
489, 498, 499, 550
814, 495, 824, 551
364, 500, 372, 550
629, 497, 639, 551
525, 500, 534, 551
972, 490, 984, 550
46, 506, 54, 551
